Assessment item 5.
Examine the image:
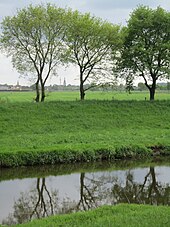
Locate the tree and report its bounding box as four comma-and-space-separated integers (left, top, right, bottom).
138, 82, 147, 91
0, 4, 68, 102
125, 73, 134, 94
65, 11, 121, 100
120, 6, 170, 100
167, 82, 170, 92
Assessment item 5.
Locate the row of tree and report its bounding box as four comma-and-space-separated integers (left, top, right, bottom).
0, 4, 170, 101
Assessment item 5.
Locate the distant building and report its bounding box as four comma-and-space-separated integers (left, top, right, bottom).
11, 81, 21, 90
0, 84, 9, 90
0, 81, 32, 92
63, 78, 66, 87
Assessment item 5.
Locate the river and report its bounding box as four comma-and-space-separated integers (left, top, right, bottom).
0, 158, 170, 225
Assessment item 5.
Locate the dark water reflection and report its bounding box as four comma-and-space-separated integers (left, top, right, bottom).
0, 158, 170, 225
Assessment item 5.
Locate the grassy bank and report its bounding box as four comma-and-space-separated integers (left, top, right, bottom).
16, 204, 170, 227
0, 99, 170, 167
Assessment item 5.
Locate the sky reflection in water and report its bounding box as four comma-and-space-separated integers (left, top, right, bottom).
0, 161, 170, 225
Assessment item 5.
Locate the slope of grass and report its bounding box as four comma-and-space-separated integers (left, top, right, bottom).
16, 204, 170, 227
0, 99, 170, 166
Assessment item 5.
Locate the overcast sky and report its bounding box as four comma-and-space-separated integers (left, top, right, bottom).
0, 0, 169, 86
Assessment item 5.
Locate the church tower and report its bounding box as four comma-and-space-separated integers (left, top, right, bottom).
63, 77, 66, 87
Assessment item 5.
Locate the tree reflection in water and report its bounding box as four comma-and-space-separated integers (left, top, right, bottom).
2, 178, 60, 225
75, 172, 113, 211
112, 167, 170, 205
2, 167, 170, 225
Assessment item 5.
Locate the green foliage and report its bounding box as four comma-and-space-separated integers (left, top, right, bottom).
0, 4, 121, 101
120, 6, 170, 100
0, 4, 69, 102
125, 74, 134, 94
65, 10, 121, 99
138, 82, 147, 91
15, 204, 170, 227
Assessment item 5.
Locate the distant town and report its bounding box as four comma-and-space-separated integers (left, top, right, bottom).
0, 80, 170, 92
0, 78, 80, 92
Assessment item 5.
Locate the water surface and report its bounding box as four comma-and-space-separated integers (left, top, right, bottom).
0, 158, 170, 225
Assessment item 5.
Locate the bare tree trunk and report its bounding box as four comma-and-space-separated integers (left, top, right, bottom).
41, 83, 45, 102
80, 84, 85, 100
142, 73, 156, 101
35, 79, 40, 102
149, 86, 155, 101
80, 73, 85, 100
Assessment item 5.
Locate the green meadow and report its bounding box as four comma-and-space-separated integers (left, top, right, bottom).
0, 91, 170, 167
16, 204, 170, 227
0, 90, 170, 102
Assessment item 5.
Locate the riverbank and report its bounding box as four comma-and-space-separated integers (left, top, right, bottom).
15, 204, 170, 227
1, 100, 170, 167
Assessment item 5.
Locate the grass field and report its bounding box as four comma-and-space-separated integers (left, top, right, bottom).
16, 204, 170, 227
0, 90, 170, 102
0, 91, 170, 166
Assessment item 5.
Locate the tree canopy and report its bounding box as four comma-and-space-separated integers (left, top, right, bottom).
120, 6, 170, 100
65, 11, 121, 100
0, 4, 68, 102
1, 4, 170, 101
